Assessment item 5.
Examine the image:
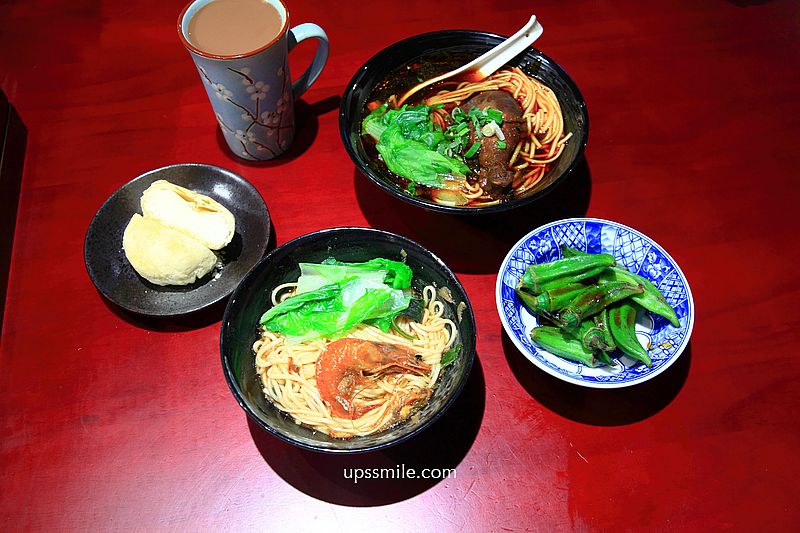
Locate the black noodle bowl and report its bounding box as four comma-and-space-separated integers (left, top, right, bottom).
220, 227, 477, 453
340, 30, 589, 215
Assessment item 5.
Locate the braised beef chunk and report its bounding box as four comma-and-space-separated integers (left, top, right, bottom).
462, 90, 525, 194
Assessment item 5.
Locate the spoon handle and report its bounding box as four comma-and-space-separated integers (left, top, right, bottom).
473, 15, 543, 78
395, 15, 544, 107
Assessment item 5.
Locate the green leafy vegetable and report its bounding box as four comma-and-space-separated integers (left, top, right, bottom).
260, 259, 414, 342
261, 278, 411, 343
362, 102, 389, 140
441, 343, 462, 367
361, 103, 506, 190
295, 263, 386, 294
363, 104, 469, 188
376, 127, 469, 187
363, 104, 443, 149
321, 257, 413, 289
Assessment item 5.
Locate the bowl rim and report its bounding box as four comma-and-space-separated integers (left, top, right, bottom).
220, 226, 477, 453
495, 217, 695, 389
339, 29, 589, 215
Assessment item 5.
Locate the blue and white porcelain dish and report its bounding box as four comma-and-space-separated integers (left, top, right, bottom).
496, 218, 694, 388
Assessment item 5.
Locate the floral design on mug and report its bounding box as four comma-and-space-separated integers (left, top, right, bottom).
247, 81, 270, 101
197, 63, 292, 159
211, 82, 232, 101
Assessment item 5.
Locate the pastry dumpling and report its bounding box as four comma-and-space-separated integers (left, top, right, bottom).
140, 180, 235, 250
123, 214, 217, 286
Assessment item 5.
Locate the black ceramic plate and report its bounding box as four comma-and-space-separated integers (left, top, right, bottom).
339, 30, 589, 215
84, 163, 270, 316
220, 227, 476, 453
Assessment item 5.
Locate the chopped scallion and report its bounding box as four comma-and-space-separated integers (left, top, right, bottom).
486, 108, 504, 124
391, 316, 417, 340
464, 141, 480, 158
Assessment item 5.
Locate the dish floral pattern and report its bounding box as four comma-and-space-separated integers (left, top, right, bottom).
197, 63, 293, 160
497, 218, 694, 387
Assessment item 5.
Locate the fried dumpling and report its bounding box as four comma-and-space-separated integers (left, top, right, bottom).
123, 214, 217, 286
140, 180, 235, 250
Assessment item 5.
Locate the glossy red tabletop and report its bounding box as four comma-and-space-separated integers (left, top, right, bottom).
2, 1, 798, 530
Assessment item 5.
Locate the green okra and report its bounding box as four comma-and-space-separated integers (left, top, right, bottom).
563, 319, 614, 353
561, 245, 680, 328
599, 269, 679, 327
560, 245, 586, 258
530, 326, 597, 367
594, 350, 617, 367
535, 264, 611, 293
608, 302, 652, 367
519, 254, 616, 294
516, 288, 559, 325
558, 281, 643, 328
593, 308, 617, 352
534, 283, 588, 313
516, 287, 546, 315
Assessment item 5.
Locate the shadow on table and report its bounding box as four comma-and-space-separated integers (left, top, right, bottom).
248, 354, 486, 506
502, 331, 691, 426
355, 157, 592, 275
100, 295, 226, 331
215, 96, 340, 166
100, 224, 277, 332
725, 0, 772, 6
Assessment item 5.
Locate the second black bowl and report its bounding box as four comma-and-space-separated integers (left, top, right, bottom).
220, 227, 477, 453
339, 30, 589, 215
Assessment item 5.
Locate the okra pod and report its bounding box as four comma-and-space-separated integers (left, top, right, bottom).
516, 287, 546, 315
530, 326, 597, 367
516, 287, 559, 325
608, 302, 652, 367
519, 254, 616, 294
563, 319, 614, 353
561, 245, 680, 328
535, 264, 610, 293
595, 350, 617, 367
558, 281, 643, 328
560, 245, 586, 258
599, 268, 679, 327
593, 308, 617, 352
535, 283, 587, 313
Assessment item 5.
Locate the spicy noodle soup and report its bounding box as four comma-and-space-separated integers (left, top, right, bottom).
361, 49, 573, 208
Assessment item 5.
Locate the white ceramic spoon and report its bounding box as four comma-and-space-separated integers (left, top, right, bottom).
395, 15, 544, 107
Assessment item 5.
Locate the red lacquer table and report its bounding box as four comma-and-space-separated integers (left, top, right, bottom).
2, 1, 798, 530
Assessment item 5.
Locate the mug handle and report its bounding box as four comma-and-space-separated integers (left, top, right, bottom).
287, 23, 329, 100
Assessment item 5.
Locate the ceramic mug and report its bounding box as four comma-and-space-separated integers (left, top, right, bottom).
178, 0, 328, 160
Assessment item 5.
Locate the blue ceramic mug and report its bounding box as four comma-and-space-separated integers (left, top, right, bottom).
179, 0, 328, 160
